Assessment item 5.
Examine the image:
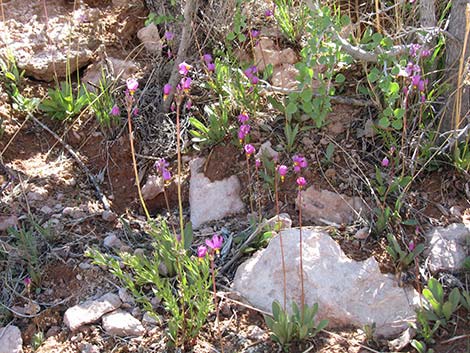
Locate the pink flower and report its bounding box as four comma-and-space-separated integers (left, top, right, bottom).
421, 49, 431, 58
255, 159, 261, 168
165, 31, 174, 41
186, 100, 192, 109
408, 240, 415, 252
250, 29, 260, 38
296, 176, 307, 188
155, 158, 171, 181
181, 77, 192, 91
197, 245, 208, 259
250, 76, 259, 85
293, 155, 307, 173
409, 43, 421, 57
278, 164, 288, 182
207, 62, 215, 72
381, 157, 390, 167
203, 54, 213, 63
244, 144, 255, 156
238, 124, 250, 141
126, 78, 139, 95
110, 105, 120, 116
265, 9, 273, 17
163, 83, 172, 101
238, 112, 249, 123
178, 62, 192, 75
206, 234, 223, 252
24, 276, 32, 287
133, 107, 139, 116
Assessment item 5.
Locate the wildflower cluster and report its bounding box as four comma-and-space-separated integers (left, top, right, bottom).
197, 234, 224, 260
402, 44, 430, 102
163, 62, 194, 106
244, 65, 260, 86
203, 53, 215, 72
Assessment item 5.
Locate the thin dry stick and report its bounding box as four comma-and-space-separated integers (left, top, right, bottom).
274, 172, 287, 311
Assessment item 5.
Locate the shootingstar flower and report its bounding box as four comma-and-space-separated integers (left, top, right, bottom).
126, 78, 139, 95
197, 245, 208, 259
381, 157, 390, 167
155, 158, 171, 181
238, 124, 251, 142
165, 31, 174, 41
207, 62, 215, 72
181, 77, 192, 92
296, 176, 307, 188
244, 144, 255, 157
278, 164, 288, 182
206, 234, 223, 252
238, 112, 249, 123
110, 105, 120, 116
163, 83, 172, 101
293, 155, 307, 173
203, 54, 213, 63
178, 62, 192, 75
250, 29, 260, 38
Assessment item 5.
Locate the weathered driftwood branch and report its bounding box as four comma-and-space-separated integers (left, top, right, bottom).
162, 0, 199, 112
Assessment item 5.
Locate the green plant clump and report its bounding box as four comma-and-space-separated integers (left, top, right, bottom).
86, 220, 213, 348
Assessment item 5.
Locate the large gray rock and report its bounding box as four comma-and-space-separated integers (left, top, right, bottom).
0, 325, 23, 353
64, 293, 122, 331
102, 310, 145, 336
426, 223, 470, 273
298, 187, 365, 225
233, 228, 420, 337
189, 158, 244, 229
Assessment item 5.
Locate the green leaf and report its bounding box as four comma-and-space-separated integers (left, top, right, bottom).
286, 102, 298, 115
183, 222, 193, 249
335, 73, 346, 83
378, 116, 390, 128
391, 119, 403, 130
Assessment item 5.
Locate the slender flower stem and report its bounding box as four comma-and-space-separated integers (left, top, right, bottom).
254, 164, 262, 222
274, 172, 287, 311
127, 101, 151, 220
175, 102, 185, 245
245, 154, 254, 215
210, 255, 224, 353
163, 187, 178, 239
298, 187, 305, 314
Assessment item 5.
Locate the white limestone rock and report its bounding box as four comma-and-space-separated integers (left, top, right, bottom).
189, 158, 244, 229
0, 325, 23, 353
426, 223, 470, 273
102, 310, 145, 336
233, 228, 420, 337
64, 293, 122, 331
